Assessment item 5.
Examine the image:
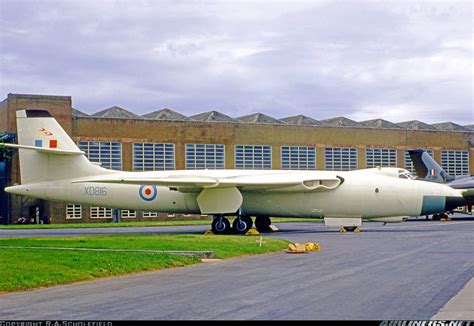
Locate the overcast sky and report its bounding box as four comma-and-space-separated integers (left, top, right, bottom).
0, 0, 472, 124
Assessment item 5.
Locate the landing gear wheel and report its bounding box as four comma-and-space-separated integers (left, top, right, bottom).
212, 216, 231, 234
255, 216, 272, 233
242, 216, 253, 230
232, 216, 253, 234
432, 213, 441, 221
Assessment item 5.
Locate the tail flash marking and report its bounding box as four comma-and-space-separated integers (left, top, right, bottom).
49, 139, 58, 148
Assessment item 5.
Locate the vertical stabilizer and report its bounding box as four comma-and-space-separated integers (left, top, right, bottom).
15, 109, 111, 183
408, 149, 453, 183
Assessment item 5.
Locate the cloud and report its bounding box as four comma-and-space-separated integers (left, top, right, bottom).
0, 0, 472, 124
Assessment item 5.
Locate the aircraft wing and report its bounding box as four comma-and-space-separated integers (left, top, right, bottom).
72, 173, 344, 214
72, 173, 344, 192
72, 175, 220, 188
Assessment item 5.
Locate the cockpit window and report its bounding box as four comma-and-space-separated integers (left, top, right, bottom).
398, 170, 415, 179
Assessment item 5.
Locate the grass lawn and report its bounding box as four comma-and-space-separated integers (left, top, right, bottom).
0, 217, 322, 229
0, 234, 289, 293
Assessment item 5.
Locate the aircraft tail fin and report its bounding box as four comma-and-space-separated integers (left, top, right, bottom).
408, 149, 453, 183
14, 109, 111, 184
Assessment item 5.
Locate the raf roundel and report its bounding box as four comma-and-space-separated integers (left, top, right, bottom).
139, 185, 158, 201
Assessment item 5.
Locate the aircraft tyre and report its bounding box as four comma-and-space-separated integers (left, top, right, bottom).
255, 216, 272, 233
212, 216, 231, 234
232, 216, 253, 234
432, 213, 441, 221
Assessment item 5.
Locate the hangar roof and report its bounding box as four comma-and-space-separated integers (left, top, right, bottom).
320, 116, 362, 127
92, 106, 143, 119
76, 106, 472, 132
361, 118, 403, 129
72, 109, 89, 117
464, 125, 474, 131
190, 110, 237, 122
142, 108, 191, 121
431, 122, 469, 132
397, 120, 436, 130
280, 115, 326, 126
238, 113, 286, 124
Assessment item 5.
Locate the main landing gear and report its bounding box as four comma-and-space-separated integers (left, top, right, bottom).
255, 216, 272, 233
211, 215, 273, 235
211, 215, 231, 234
211, 214, 253, 235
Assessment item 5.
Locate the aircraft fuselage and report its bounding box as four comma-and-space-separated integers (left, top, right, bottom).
6, 169, 464, 219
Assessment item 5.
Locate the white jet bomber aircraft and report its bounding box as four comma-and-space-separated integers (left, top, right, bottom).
4, 110, 467, 233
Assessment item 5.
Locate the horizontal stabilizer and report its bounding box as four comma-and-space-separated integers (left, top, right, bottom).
4, 143, 85, 155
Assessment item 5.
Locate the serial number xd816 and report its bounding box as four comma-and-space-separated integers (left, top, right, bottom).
83, 186, 108, 196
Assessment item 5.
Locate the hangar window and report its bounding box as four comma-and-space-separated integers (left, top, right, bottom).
133, 143, 175, 171
78, 141, 122, 170
90, 207, 113, 219
185, 144, 225, 169
324, 147, 358, 171
66, 204, 82, 219
121, 210, 136, 218
142, 211, 158, 218
281, 146, 316, 170
366, 148, 397, 168
404, 150, 433, 176
441, 150, 469, 175
235, 145, 272, 169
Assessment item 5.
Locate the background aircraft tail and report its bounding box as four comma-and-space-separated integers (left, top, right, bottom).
408, 149, 453, 183
14, 109, 111, 184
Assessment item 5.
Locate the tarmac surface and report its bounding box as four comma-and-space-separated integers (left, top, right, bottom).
0, 220, 473, 320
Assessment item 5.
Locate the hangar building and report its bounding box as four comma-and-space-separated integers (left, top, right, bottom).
0, 93, 473, 224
